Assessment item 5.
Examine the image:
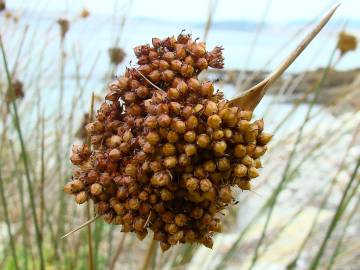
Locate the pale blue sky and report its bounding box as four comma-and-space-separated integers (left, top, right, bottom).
7, 0, 360, 23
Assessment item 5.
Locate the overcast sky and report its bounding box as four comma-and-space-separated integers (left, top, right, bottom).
7, 0, 360, 23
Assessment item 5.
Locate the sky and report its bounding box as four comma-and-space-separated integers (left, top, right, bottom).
7, 0, 360, 24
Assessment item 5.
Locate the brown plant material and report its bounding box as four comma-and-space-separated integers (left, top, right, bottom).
80, 8, 90, 19
108, 47, 126, 65
0, 0, 5, 11
337, 31, 358, 55
65, 33, 271, 251
229, 4, 339, 111
57, 18, 70, 39
5, 79, 24, 103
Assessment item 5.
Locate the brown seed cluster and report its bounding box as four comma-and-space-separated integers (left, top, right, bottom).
65, 33, 272, 251
337, 31, 358, 55
6, 79, 24, 103
108, 47, 126, 65
57, 18, 70, 39
0, 0, 5, 12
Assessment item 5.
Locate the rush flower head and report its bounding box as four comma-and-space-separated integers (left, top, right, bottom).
337, 31, 358, 56
65, 33, 272, 251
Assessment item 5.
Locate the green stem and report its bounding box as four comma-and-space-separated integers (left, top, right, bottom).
0, 34, 45, 270
0, 166, 19, 270
308, 154, 360, 270
248, 47, 336, 270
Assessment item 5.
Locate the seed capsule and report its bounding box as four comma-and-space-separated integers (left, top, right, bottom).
170, 59, 182, 71
204, 101, 217, 116
148, 70, 161, 83
167, 88, 180, 100
184, 131, 196, 143
200, 82, 214, 97
90, 183, 103, 196
200, 179, 212, 192
197, 134, 210, 148
237, 180, 251, 190
217, 157, 231, 171
151, 171, 170, 186
75, 191, 88, 204
257, 132, 272, 145
186, 116, 198, 129
233, 164, 247, 177
175, 214, 187, 227
161, 189, 174, 201
242, 155, 254, 167
204, 160, 216, 172
248, 167, 259, 178
212, 130, 224, 140
178, 153, 191, 167
162, 143, 176, 156
188, 78, 201, 92
158, 114, 171, 127
164, 156, 178, 168
180, 64, 194, 78
196, 57, 208, 70
234, 144, 246, 158
146, 132, 160, 145
219, 187, 232, 203
184, 144, 197, 156
162, 70, 175, 82
63, 180, 84, 194
174, 120, 186, 134
253, 146, 267, 158
185, 177, 199, 191
213, 141, 227, 156
207, 115, 222, 129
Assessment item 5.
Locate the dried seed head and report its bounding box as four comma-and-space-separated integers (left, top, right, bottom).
66, 34, 272, 250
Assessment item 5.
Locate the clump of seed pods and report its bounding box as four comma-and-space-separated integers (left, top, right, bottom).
65, 33, 272, 251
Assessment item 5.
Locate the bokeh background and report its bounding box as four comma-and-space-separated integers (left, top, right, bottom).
0, 0, 360, 269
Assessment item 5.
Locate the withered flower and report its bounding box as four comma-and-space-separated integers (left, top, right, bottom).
108, 47, 126, 65
6, 79, 24, 103
337, 31, 358, 55
80, 8, 90, 19
65, 33, 272, 251
0, 0, 5, 11
57, 18, 70, 39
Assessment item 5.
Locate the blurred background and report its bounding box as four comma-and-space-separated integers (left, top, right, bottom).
0, 0, 360, 269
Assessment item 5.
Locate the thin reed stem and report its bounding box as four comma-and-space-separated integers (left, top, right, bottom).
141, 239, 158, 270
0, 34, 45, 270
309, 153, 360, 270
109, 234, 127, 270
86, 92, 96, 270
0, 166, 19, 270
248, 47, 337, 270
